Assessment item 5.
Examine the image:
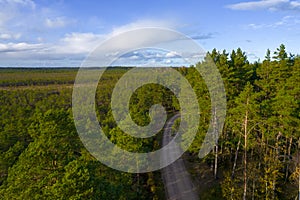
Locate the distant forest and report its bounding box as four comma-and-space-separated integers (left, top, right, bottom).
0, 44, 299, 199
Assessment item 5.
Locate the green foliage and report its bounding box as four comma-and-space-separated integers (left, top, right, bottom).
0, 45, 299, 199
0, 68, 161, 199
222, 172, 244, 200
187, 44, 299, 199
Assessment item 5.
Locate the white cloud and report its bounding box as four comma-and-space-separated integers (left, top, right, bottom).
0, 19, 201, 67
99, 20, 182, 58
291, 1, 300, 7
226, 0, 300, 11
0, 42, 43, 52
165, 51, 180, 58
110, 19, 175, 36
165, 59, 172, 64
129, 55, 139, 60
0, 0, 74, 45
45, 17, 69, 28
0, 19, 176, 58
0, 0, 36, 37
245, 15, 300, 29
0, 33, 11, 39
54, 32, 105, 54
0, 33, 21, 39
0, 0, 36, 9
247, 23, 265, 29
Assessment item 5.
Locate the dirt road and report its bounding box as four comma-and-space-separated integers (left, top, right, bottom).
161, 114, 199, 200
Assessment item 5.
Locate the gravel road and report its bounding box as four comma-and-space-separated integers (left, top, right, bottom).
161, 114, 199, 200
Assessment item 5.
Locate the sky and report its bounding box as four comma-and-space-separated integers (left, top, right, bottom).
0, 0, 299, 67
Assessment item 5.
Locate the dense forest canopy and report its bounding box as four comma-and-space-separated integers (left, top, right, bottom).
0, 44, 299, 199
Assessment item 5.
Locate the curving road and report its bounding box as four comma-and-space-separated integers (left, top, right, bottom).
161, 114, 199, 200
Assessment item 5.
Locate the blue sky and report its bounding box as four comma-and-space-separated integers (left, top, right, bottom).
0, 0, 299, 67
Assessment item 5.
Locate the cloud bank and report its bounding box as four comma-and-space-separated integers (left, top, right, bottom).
227, 0, 300, 11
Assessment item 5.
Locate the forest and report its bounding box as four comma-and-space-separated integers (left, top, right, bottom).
0, 44, 299, 199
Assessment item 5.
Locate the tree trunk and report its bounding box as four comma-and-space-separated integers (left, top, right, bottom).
272, 133, 281, 197
252, 179, 255, 200
298, 173, 300, 200
231, 135, 241, 179
214, 144, 218, 179
213, 106, 218, 180
283, 138, 287, 182
285, 137, 292, 182
243, 132, 247, 200
243, 98, 249, 200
